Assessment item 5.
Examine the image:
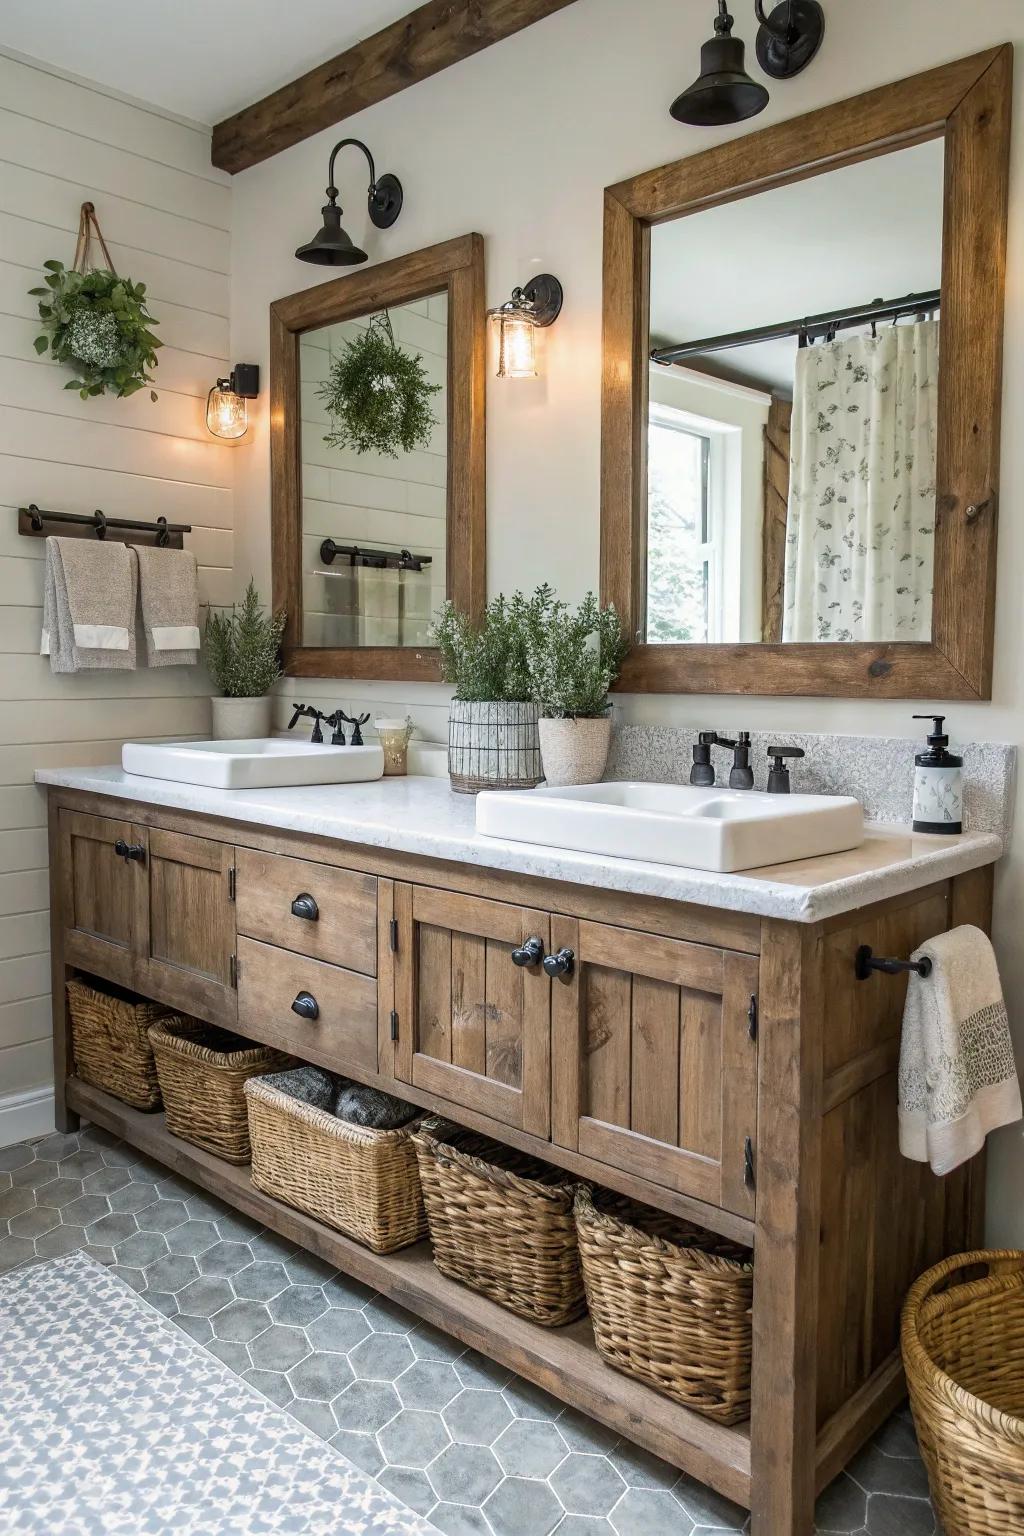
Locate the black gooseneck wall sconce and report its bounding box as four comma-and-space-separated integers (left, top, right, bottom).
294, 138, 403, 266
670, 0, 824, 127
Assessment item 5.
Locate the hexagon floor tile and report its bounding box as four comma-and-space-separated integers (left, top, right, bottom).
0, 1126, 938, 1536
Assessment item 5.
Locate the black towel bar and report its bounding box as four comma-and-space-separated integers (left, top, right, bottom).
18, 504, 191, 549
855, 944, 933, 981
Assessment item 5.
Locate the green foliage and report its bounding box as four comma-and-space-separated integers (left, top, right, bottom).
526, 592, 629, 718
432, 586, 555, 703
203, 580, 286, 698
317, 311, 440, 459
30, 261, 161, 400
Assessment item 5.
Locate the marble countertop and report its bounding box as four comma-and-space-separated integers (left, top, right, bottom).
36, 765, 1004, 923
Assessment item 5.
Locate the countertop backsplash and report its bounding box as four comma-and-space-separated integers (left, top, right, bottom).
605, 725, 1017, 841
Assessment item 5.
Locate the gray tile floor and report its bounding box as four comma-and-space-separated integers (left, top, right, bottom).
0, 1125, 937, 1535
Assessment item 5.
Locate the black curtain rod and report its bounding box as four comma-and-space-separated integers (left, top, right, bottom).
650, 289, 941, 366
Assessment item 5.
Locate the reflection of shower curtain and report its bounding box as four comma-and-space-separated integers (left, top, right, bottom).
782, 320, 938, 642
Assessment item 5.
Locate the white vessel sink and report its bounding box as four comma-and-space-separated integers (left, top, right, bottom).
476, 780, 864, 873
122, 738, 384, 791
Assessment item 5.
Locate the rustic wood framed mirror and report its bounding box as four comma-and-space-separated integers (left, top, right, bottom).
601, 49, 1011, 699
271, 233, 485, 680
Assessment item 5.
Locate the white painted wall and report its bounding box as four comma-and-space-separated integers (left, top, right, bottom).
229, 0, 1024, 1242
0, 50, 232, 1135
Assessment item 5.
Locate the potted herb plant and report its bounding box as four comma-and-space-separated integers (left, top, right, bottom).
433, 588, 553, 792
526, 592, 629, 787
203, 580, 286, 740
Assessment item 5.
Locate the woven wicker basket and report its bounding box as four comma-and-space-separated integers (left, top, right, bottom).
902, 1249, 1024, 1535
574, 1186, 754, 1425
412, 1120, 585, 1327
66, 976, 169, 1110
149, 1018, 291, 1163
244, 1074, 427, 1254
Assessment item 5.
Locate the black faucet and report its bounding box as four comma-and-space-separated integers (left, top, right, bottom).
691, 731, 750, 788
288, 703, 327, 743
766, 745, 805, 793
690, 730, 721, 786
729, 731, 754, 790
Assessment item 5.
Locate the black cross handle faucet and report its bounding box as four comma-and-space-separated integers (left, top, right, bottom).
288, 703, 328, 743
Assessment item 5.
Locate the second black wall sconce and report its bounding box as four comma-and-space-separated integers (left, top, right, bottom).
671, 0, 824, 126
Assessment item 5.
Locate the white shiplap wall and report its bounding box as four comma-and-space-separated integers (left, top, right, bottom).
0, 50, 232, 1140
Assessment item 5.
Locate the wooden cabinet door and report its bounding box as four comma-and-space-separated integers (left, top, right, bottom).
140, 828, 237, 1025
550, 918, 758, 1217
392, 885, 551, 1137
59, 809, 146, 988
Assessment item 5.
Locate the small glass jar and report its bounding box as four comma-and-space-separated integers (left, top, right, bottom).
375, 716, 414, 776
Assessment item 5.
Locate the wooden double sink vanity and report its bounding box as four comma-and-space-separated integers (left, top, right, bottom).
41, 772, 999, 1535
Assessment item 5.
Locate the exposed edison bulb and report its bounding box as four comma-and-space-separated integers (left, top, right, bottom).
206, 382, 248, 439
493, 310, 537, 379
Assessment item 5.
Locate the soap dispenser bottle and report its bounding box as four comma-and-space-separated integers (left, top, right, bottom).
912, 715, 963, 834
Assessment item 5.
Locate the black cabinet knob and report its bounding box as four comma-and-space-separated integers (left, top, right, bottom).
543, 947, 575, 979
511, 936, 544, 968
113, 838, 145, 863
290, 991, 319, 1021
290, 893, 319, 922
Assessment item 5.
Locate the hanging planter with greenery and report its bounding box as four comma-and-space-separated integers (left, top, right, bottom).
30, 202, 161, 400
316, 309, 440, 459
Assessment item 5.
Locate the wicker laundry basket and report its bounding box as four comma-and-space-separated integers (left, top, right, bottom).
244, 1073, 427, 1254
574, 1185, 754, 1425
66, 976, 169, 1110
902, 1249, 1024, 1535
149, 1018, 291, 1163
412, 1119, 585, 1326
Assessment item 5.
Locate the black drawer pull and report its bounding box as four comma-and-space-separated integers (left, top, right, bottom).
543, 947, 575, 979
511, 936, 544, 968
290, 893, 319, 922
291, 991, 319, 1021
113, 838, 145, 863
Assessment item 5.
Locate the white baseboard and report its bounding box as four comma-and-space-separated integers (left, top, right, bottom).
0, 1085, 56, 1148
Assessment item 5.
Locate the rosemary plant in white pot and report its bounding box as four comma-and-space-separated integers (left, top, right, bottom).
526, 593, 629, 787
433, 588, 553, 792
203, 581, 286, 740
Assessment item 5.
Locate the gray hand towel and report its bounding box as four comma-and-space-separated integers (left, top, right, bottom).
135, 546, 200, 666
41, 537, 137, 673
898, 924, 1022, 1174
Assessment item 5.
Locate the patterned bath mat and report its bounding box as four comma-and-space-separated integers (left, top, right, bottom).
0, 1250, 437, 1535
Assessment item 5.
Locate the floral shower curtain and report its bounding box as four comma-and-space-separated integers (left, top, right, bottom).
782, 319, 939, 642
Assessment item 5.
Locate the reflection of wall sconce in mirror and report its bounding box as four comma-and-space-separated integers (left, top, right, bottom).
294, 137, 403, 266
670, 0, 824, 126
487, 275, 563, 378
206, 364, 259, 439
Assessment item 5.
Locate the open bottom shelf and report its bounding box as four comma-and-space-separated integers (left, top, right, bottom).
66, 1077, 752, 1508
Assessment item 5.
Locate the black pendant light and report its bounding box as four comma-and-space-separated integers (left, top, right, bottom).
670, 1, 769, 126
295, 137, 403, 267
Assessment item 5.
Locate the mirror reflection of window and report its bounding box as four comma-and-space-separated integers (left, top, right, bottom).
647, 136, 944, 646
298, 294, 448, 650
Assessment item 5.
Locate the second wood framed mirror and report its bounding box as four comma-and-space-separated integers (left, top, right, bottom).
601, 49, 1010, 699
271, 233, 485, 680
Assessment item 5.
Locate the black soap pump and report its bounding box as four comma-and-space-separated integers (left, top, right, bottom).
912, 715, 963, 834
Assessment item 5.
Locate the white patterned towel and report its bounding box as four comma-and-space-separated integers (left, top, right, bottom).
898, 924, 1022, 1175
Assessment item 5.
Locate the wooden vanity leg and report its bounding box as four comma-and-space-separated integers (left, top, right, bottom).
48, 799, 78, 1133
749, 922, 824, 1535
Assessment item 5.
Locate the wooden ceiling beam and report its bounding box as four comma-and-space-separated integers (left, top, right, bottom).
212, 0, 580, 174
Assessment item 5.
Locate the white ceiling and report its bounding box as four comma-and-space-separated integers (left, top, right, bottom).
649, 137, 945, 394
0, 0, 415, 125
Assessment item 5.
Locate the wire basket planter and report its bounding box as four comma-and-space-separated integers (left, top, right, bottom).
448, 700, 542, 793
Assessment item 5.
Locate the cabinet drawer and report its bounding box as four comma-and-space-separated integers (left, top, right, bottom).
236, 937, 378, 1077
235, 848, 376, 974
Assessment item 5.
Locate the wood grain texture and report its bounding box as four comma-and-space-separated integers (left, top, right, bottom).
602, 47, 1011, 700
236, 934, 377, 1075
48, 799, 77, 1132
143, 828, 237, 1027
270, 234, 486, 681
761, 395, 791, 643
66, 1075, 754, 1507
211, 0, 581, 174
235, 846, 377, 975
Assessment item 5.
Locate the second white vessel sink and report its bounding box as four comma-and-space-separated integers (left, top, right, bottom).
122, 738, 384, 791
476, 780, 864, 873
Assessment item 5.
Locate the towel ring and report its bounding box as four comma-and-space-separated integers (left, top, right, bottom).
855, 944, 932, 981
